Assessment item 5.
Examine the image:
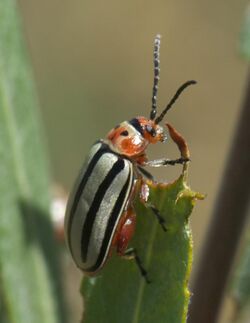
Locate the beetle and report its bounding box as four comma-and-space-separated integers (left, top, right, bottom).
64, 35, 196, 283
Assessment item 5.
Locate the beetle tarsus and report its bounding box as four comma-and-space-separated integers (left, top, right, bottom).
166, 157, 190, 165
148, 205, 167, 232
124, 248, 151, 284
145, 157, 190, 167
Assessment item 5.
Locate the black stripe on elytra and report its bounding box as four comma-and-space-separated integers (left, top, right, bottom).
67, 142, 109, 253
129, 118, 144, 136
81, 158, 125, 262
86, 172, 132, 272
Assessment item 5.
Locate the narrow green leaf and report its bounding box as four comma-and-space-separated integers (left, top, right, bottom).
81, 172, 202, 323
0, 1, 67, 322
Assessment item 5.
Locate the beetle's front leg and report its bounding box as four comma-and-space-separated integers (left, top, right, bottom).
144, 157, 190, 167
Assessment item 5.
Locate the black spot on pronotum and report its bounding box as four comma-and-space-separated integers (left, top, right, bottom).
120, 130, 129, 136
129, 118, 144, 136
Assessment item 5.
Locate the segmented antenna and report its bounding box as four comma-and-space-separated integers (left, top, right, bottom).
150, 34, 161, 120
155, 80, 197, 124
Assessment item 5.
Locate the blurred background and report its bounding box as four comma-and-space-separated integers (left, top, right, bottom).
18, 0, 249, 321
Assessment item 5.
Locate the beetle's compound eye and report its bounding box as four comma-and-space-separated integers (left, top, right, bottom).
145, 124, 156, 137
120, 130, 129, 136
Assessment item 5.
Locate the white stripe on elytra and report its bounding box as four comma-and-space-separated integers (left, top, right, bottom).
71, 151, 118, 267
86, 160, 132, 268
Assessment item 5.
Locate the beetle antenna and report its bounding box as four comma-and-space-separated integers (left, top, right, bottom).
150, 34, 161, 120
154, 80, 197, 124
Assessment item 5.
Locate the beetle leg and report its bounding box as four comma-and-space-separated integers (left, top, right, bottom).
139, 181, 167, 232
144, 157, 189, 167
116, 208, 150, 283
116, 208, 136, 256
137, 165, 154, 181
123, 248, 151, 284
147, 204, 167, 232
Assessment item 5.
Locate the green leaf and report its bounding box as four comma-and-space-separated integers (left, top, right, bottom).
0, 1, 67, 322
81, 172, 202, 323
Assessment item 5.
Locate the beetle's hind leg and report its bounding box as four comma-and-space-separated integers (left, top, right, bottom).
115, 207, 150, 283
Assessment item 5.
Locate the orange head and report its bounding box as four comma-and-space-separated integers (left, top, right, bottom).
106, 117, 167, 158
105, 35, 196, 160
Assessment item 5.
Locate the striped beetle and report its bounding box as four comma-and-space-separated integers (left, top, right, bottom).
65, 35, 196, 283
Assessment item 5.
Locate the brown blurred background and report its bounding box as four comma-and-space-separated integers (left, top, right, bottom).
18, 1, 249, 322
